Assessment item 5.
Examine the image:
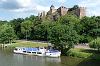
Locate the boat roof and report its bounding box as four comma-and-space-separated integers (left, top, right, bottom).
23, 48, 39, 52
15, 47, 39, 51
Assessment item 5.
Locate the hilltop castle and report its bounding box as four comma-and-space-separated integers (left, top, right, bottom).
38, 5, 86, 20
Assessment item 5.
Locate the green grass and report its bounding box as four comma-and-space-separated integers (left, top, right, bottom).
67, 48, 100, 60
0, 40, 48, 48
0, 40, 48, 53
67, 48, 92, 58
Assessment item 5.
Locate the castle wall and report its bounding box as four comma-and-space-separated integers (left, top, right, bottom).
57, 6, 68, 16
51, 9, 57, 14
75, 7, 86, 18
38, 5, 86, 19
79, 7, 86, 18
38, 11, 46, 19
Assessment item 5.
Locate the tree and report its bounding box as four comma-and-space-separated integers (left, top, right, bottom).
89, 16, 100, 37
47, 15, 79, 55
78, 16, 97, 43
48, 24, 79, 55
33, 20, 50, 40
25, 15, 37, 22
0, 20, 7, 25
33, 24, 47, 40
89, 38, 100, 52
0, 24, 16, 44
21, 20, 33, 40
58, 15, 79, 25
10, 18, 24, 39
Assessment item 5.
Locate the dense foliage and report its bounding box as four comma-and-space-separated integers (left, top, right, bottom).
0, 14, 100, 54
0, 24, 16, 44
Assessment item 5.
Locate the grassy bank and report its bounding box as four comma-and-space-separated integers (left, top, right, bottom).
0, 40, 48, 48
67, 48, 100, 60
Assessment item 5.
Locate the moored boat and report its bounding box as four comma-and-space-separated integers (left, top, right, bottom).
13, 47, 61, 57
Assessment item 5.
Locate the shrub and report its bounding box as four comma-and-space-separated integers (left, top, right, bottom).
67, 49, 92, 58
89, 37, 100, 52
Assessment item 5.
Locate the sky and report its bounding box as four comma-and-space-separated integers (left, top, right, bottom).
0, 0, 100, 20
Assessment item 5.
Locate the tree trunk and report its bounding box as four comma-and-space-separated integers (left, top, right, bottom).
26, 31, 27, 41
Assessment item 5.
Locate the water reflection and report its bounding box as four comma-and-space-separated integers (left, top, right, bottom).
0, 49, 100, 66
13, 54, 61, 66
13, 54, 24, 65
45, 57, 61, 63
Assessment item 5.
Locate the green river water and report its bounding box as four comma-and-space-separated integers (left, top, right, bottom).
0, 48, 100, 66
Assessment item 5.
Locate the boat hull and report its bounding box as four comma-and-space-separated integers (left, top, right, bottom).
13, 50, 24, 54
46, 52, 61, 57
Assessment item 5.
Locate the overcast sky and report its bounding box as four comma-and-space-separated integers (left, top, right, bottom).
0, 0, 100, 20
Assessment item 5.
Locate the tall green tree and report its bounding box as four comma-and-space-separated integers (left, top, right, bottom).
79, 16, 99, 43
48, 24, 79, 55
89, 16, 100, 37
33, 24, 47, 40
47, 15, 80, 54
10, 18, 24, 39
0, 24, 16, 44
21, 20, 33, 40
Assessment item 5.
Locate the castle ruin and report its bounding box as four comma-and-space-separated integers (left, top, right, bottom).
38, 5, 86, 20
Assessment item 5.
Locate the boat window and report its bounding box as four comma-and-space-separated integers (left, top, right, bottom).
18, 49, 20, 50
40, 48, 42, 49
14, 48, 17, 50
23, 51, 26, 53
27, 52, 31, 53
37, 52, 42, 54
32, 52, 36, 54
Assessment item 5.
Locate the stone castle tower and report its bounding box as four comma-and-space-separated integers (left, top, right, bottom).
57, 6, 69, 16
38, 5, 86, 20
50, 5, 57, 14
38, 11, 46, 19
76, 7, 86, 19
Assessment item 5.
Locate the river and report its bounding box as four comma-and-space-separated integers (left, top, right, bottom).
0, 48, 100, 66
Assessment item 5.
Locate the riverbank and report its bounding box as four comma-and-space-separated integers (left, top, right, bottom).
67, 48, 100, 60
0, 40, 48, 48
0, 40, 100, 60
0, 48, 100, 66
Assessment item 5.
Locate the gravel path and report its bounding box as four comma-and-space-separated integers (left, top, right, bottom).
75, 43, 90, 49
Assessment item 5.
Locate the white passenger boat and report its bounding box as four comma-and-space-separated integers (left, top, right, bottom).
14, 47, 61, 57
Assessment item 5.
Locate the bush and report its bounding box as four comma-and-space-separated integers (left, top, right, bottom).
67, 49, 92, 58
67, 48, 100, 60
89, 37, 100, 52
